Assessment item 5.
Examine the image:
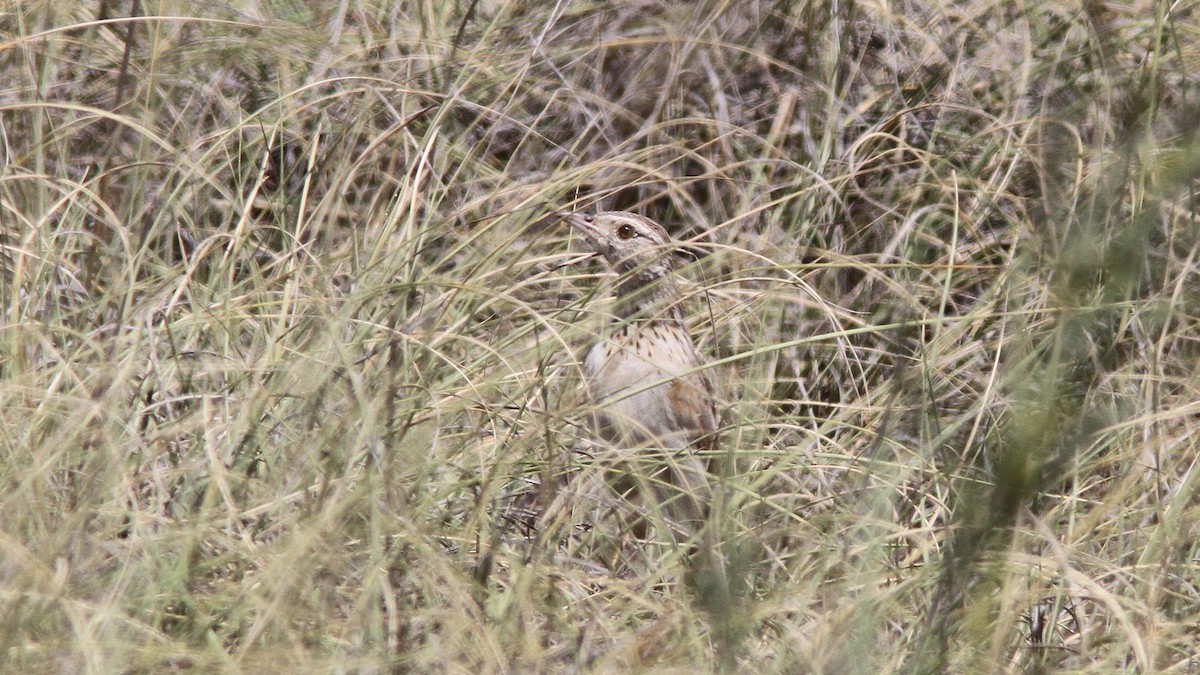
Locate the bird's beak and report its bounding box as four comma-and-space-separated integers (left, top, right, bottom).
558, 210, 594, 232
558, 211, 604, 252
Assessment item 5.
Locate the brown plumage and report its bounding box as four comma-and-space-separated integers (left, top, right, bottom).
561, 210, 719, 536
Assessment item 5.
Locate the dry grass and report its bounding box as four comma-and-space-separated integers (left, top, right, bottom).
2, 0, 1199, 671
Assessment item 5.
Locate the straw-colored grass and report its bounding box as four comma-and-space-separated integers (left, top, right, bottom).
3, 0, 1198, 671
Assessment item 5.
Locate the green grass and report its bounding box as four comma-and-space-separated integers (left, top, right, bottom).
2, 0, 1199, 671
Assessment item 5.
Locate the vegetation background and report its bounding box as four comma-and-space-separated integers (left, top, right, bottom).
3, 0, 1198, 671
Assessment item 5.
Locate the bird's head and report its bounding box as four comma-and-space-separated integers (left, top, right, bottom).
560, 211, 676, 279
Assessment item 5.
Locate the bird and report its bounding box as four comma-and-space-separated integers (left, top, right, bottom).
560, 210, 719, 539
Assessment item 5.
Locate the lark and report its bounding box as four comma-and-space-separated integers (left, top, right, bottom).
561, 210, 719, 536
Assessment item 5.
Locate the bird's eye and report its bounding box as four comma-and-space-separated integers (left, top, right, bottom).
616, 223, 637, 240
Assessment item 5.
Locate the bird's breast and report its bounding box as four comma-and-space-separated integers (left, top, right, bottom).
583, 322, 707, 447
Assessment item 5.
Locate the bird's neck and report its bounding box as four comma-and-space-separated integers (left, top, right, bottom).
612, 271, 684, 325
